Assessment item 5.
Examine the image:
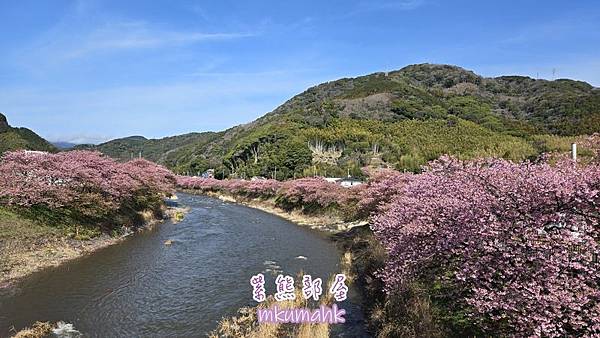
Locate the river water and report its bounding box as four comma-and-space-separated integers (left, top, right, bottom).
0, 193, 367, 337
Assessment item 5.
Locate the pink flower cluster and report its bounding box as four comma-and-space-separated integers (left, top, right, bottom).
279, 177, 353, 209
176, 176, 223, 192
356, 168, 411, 216
177, 176, 357, 209
176, 176, 282, 197
582, 133, 600, 160
372, 156, 600, 337
0, 151, 176, 214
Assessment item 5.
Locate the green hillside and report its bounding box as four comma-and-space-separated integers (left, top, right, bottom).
0, 113, 57, 154
76, 132, 221, 170
87, 64, 600, 178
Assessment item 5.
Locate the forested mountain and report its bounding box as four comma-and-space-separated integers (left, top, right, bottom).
85, 64, 600, 178
0, 113, 56, 153
52, 141, 79, 150
75, 132, 221, 170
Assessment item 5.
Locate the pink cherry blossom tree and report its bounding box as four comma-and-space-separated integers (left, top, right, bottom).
0, 151, 175, 218
372, 156, 600, 337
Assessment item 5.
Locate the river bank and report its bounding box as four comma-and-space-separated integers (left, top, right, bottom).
184, 190, 367, 233
0, 202, 186, 291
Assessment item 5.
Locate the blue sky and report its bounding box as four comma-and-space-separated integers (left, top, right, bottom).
1, 0, 599, 144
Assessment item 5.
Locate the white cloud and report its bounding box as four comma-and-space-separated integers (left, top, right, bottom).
28, 22, 256, 59
11, 15, 256, 70
52, 21, 255, 59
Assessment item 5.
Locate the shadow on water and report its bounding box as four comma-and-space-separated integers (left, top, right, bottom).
0, 193, 369, 337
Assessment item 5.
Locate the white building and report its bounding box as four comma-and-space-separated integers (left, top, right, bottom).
23, 150, 48, 156
339, 177, 363, 188
323, 176, 364, 188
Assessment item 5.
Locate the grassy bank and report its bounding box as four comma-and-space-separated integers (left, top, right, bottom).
0, 202, 173, 289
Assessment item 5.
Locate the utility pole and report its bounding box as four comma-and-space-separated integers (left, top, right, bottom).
572, 143, 577, 162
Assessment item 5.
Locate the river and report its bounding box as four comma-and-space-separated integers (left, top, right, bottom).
0, 193, 367, 337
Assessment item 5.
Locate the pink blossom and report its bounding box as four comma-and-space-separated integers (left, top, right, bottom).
372, 156, 600, 337
0, 150, 175, 216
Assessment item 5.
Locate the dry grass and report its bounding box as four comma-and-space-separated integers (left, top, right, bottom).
209, 252, 356, 338
370, 287, 443, 338
0, 207, 63, 285
296, 322, 329, 338
208, 294, 295, 338
0, 206, 121, 288
207, 306, 260, 338
10, 321, 54, 338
